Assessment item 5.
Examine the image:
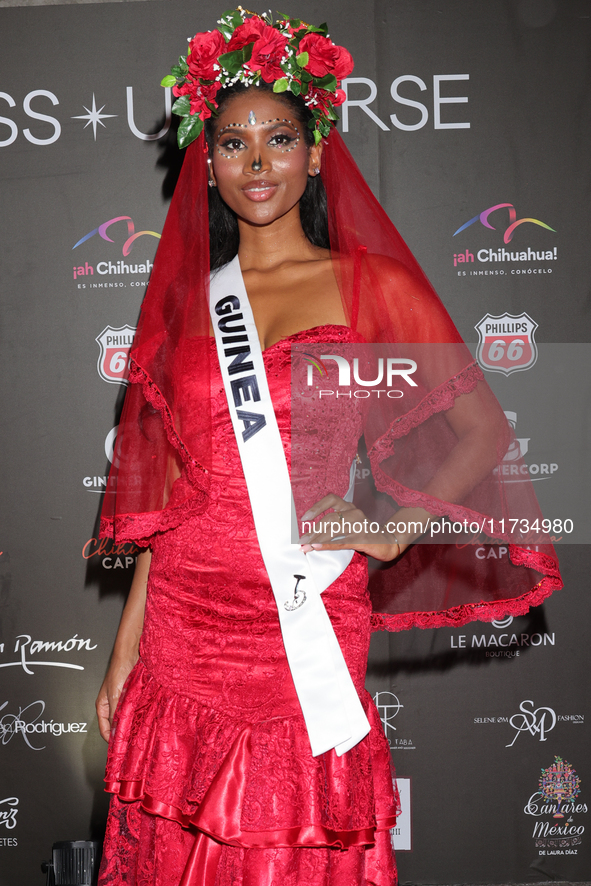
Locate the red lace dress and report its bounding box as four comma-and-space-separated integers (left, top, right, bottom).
98, 326, 399, 886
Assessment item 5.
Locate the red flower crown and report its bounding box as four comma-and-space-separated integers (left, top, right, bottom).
161, 7, 354, 148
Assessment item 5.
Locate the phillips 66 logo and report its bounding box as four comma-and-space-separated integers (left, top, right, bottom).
96, 325, 136, 385
475, 312, 538, 375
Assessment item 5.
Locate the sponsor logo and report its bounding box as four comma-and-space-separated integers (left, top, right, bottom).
373, 691, 415, 750
96, 325, 136, 385
0, 634, 97, 675
451, 618, 555, 654
82, 426, 130, 495
525, 756, 586, 855
453, 203, 557, 276
0, 700, 88, 750
475, 312, 538, 375
471, 700, 584, 744
72, 216, 160, 287
494, 410, 559, 483
82, 537, 142, 570
105, 425, 118, 464
506, 700, 557, 747
391, 777, 412, 851
454, 203, 555, 244
0, 797, 18, 836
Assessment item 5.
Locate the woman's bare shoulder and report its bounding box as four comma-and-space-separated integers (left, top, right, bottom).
332, 251, 427, 294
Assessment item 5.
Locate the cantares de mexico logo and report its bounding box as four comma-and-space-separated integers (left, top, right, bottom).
453, 203, 557, 275
525, 756, 586, 855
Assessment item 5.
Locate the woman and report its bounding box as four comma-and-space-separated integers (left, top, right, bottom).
96, 10, 561, 886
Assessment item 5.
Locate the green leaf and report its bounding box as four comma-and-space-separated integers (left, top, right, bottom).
171, 95, 191, 116
300, 70, 312, 83
217, 9, 243, 41
177, 113, 204, 150
313, 129, 322, 145
217, 23, 233, 40
305, 22, 328, 36
313, 73, 337, 92
161, 75, 176, 88
327, 105, 339, 122
295, 51, 309, 68
242, 41, 254, 63
273, 78, 289, 93
218, 49, 244, 75
290, 80, 301, 96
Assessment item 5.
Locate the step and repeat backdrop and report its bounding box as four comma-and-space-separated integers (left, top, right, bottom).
1, 1, 589, 883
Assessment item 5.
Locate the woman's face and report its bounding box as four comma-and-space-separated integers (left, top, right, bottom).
210, 90, 322, 228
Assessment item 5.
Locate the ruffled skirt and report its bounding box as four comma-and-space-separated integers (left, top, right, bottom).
99, 661, 398, 886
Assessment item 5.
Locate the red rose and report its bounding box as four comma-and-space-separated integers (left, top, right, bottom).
187, 29, 226, 81
246, 27, 287, 83
332, 88, 347, 107
172, 81, 191, 99
298, 34, 354, 81
190, 81, 221, 116
306, 86, 331, 115
226, 18, 267, 51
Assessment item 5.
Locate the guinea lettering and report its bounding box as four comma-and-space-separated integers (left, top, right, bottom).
214, 295, 266, 441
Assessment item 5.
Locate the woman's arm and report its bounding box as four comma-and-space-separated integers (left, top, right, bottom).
300, 378, 506, 561
95, 549, 151, 742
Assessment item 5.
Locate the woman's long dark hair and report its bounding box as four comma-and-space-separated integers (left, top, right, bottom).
204, 83, 330, 270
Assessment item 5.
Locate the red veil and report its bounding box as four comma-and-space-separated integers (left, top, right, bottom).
100, 130, 562, 628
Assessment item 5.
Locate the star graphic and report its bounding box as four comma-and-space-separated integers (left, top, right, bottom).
72, 94, 117, 140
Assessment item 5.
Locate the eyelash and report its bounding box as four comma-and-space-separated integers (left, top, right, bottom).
217, 133, 299, 156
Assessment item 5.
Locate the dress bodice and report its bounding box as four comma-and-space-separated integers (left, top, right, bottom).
141, 324, 371, 719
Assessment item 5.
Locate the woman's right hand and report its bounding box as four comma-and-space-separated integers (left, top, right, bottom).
96, 549, 152, 743
96, 655, 138, 742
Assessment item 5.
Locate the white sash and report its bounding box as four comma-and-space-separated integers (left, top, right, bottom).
209, 256, 370, 757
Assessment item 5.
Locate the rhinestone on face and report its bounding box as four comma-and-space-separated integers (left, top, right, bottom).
216, 118, 301, 159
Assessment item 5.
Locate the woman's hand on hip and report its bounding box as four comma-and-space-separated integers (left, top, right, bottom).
299, 494, 401, 562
